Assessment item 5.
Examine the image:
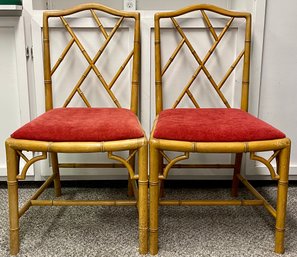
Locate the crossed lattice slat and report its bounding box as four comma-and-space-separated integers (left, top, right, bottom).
50, 10, 134, 108
162, 11, 246, 108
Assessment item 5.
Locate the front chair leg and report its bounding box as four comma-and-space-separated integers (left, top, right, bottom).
149, 144, 160, 255
6, 143, 20, 255
275, 145, 290, 254
138, 144, 148, 254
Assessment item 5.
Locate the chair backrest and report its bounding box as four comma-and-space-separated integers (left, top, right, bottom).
43, 3, 140, 114
154, 4, 251, 115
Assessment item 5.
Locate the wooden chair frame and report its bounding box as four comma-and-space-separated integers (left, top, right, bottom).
149, 4, 291, 255
6, 4, 148, 255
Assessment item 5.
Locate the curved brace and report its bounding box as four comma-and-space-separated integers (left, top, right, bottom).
107, 151, 138, 180
16, 152, 47, 180
161, 151, 190, 179
250, 151, 280, 180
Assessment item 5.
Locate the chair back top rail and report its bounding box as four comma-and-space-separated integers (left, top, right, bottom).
43, 3, 140, 114
154, 4, 251, 115
155, 4, 251, 19
43, 3, 139, 19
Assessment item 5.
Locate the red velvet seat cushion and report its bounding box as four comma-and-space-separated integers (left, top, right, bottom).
11, 108, 144, 142
153, 108, 285, 142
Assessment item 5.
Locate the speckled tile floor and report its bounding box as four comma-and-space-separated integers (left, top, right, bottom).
0, 181, 297, 257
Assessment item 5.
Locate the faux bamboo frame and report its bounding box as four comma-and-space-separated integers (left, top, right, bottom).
6, 4, 148, 255
150, 4, 291, 255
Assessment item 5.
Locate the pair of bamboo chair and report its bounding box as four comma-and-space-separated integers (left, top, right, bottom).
5, 3, 290, 256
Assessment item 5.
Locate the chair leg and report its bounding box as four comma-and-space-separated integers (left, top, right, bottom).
159, 154, 165, 197
128, 150, 136, 197
138, 144, 148, 254
275, 145, 290, 254
6, 143, 20, 255
149, 145, 160, 255
51, 152, 62, 197
128, 177, 134, 197
231, 153, 243, 197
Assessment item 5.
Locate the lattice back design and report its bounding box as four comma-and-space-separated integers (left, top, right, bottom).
43, 4, 140, 113
154, 5, 251, 114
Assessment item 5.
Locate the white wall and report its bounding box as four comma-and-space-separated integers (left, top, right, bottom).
1, 0, 296, 180
259, 0, 297, 175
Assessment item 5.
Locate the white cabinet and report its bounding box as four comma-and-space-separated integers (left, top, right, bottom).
0, 12, 32, 180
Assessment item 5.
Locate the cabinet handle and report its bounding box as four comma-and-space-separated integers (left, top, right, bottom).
25, 46, 30, 58
30, 47, 34, 59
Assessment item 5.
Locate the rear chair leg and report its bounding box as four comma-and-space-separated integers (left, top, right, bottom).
159, 153, 165, 197
275, 145, 290, 254
128, 150, 136, 197
231, 153, 243, 197
6, 143, 20, 255
51, 152, 62, 197
127, 177, 134, 197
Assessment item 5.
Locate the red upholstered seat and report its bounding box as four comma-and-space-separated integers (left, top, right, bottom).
11, 108, 144, 142
153, 108, 285, 142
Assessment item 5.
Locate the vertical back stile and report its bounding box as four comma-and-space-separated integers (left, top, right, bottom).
154, 15, 163, 115
43, 14, 53, 111
241, 14, 252, 111
131, 13, 140, 115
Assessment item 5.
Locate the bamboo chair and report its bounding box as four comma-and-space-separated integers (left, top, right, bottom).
149, 4, 291, 255
5, 3, 148, 255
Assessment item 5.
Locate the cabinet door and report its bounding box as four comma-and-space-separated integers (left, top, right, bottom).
0, 17, 32, 178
